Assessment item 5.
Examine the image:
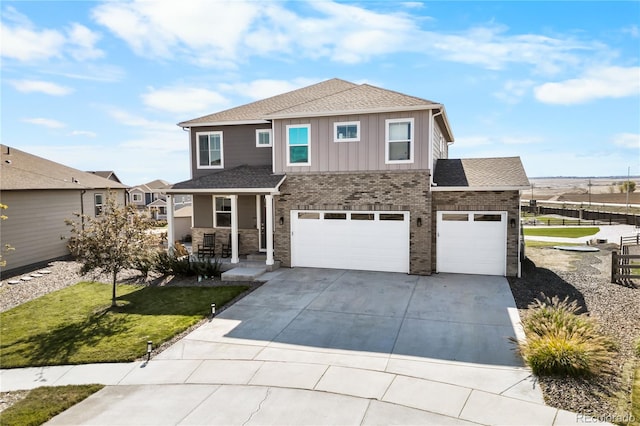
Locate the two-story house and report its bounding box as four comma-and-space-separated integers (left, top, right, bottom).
167, 79, 529, 277
129, 179, 191, 220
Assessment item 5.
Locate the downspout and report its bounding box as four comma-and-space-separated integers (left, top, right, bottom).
80, 190, 86, 231
430, 108, 444, 186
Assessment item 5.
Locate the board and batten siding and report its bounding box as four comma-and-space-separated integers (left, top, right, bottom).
189, 124, 272, 179
431, 122, 446, 170
0, 189, 126, 272
272, 111, 432, 174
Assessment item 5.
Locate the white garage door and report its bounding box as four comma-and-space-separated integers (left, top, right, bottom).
436, 211, 507, 276
291, 210, 410, 273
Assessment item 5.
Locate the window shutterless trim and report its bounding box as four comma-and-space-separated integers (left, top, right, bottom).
385, 118, 414, 164
286, 124, 311, 166
255, 129, 272, 147
333, 121, 360, 142
196, 131, 224, 169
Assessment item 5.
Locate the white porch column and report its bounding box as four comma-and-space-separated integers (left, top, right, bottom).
265, 194, 274, 266
230, 194, 239, 263
166, 194, 175, 250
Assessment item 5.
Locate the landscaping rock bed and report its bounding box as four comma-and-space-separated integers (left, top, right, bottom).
509, 243, 639, 420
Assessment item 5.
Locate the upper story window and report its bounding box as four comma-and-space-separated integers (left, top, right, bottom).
286, 124, 311, 166
256, 129, 272, 147
94, 193, 104, 216
197, 131, 223, 169
132, 193, 143, 203
334, 121, 360, 142
385, 118, 414, 164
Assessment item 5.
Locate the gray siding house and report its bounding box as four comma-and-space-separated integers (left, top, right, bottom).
168, 79, 529, 277
0, 145, 128, 273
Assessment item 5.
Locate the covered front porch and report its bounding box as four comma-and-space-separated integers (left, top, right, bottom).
166, 165, 286, 269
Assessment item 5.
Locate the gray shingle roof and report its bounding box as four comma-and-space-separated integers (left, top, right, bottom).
265, 84, 438, 118
178, 79, 358, 126
1, 145, 128, 191
171, 165, 285, 191
433, 157, 530, 188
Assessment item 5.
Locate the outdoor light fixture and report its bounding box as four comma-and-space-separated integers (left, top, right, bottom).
279, 217, 284, 225
417, 217, 422, 227
146, 341, 152, 362
510, 218, 516, 228
211, 303, 216, 317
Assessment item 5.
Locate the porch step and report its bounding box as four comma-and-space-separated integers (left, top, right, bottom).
221, 267, 267, 282
246, 253, 266, 261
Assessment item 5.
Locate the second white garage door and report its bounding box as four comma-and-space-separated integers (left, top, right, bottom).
291, 210, 410, 273
436, 211, 507, 276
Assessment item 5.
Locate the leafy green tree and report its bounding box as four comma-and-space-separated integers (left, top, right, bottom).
619, 180, 636, 193
66, 192, 159, 307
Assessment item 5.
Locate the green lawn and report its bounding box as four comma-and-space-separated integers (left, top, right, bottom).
525, 241, 584, 248
633, 367, 640, 426
523, 227, 600, 238
0, 385, 103, 426
0, 282, 248, 368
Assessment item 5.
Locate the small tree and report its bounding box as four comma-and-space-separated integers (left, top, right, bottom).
66, 192, 159, 307
619, 180, 636, 193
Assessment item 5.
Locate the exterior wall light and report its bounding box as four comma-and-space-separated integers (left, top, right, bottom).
510, 218, 516, 228
279, 217, 284, 226
417, 217, 422, 227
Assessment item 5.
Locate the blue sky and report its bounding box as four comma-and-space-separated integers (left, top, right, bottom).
2, 0, 639, 185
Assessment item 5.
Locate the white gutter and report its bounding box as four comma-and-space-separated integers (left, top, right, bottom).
264, 104, 444, 120
168, 188, 283, 194
178, 119, 270, 128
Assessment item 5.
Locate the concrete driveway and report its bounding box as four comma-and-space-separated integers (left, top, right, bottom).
20, 269, 581, 425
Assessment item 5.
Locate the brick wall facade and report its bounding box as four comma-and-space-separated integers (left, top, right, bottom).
274, 171, 432, 275
192, 227, 259, 257
431, 190, 521, 276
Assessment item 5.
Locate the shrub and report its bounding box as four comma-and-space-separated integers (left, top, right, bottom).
153, 252, 220, 278
517, 295, 615, 377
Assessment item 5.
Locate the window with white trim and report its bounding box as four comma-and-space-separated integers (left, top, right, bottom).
197, 131, 223, 168
132, 193, 143, 203
334, 121, 360, 142
214, 197, 231, 228
385, 118, 414, 164
256, 129, 272, 147
286, 124, 310, 166
94, 193, 104, 216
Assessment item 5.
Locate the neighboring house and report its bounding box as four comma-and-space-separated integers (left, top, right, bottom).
173, 205, 193, 242
87, 170, 124, 184
0, 145, 128, 273
129, 179, 191, 220
167, 79, 529, 276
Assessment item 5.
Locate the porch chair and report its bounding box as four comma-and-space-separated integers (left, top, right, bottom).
221, 233, 233, 258
197, 233, 216, 260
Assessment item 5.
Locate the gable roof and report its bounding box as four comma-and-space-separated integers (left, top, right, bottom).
87, 170, 123, 183
170, 165, 285, 193
433, 157, 530, 190
128, 179, 171, 193
264, 84, 438, 118
178, 78, 358, 127
0, 145, 128, 191
178, 78, 454, 142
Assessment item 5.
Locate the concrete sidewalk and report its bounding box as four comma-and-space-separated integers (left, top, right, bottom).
0, 269, 613, 425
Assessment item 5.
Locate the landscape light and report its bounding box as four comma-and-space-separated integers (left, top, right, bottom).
147, 340, 152, 362
211, 303, 216, 317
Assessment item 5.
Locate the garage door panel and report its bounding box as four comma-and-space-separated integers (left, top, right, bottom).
437, 211, 506, 276
291, 211, 409, 273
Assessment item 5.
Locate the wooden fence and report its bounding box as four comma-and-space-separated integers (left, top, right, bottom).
611, 250, 640, 284
522, 205, 640, 226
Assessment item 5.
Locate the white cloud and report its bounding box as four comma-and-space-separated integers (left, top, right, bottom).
534, 66, 640, 104
10, 79, 73, 96
493, 79, 535, 104
455, 135, 542, 148
612, 133, 640, 149
22, 117, 66, 128
66, 23, 104, 60
70, 130, 97, 138
1, 6, 103, 62
90, 0, 611, 73
141, 86, 228, 115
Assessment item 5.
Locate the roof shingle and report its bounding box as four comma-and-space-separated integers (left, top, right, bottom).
170, 165, 285, 191
433, 157, 530, 188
